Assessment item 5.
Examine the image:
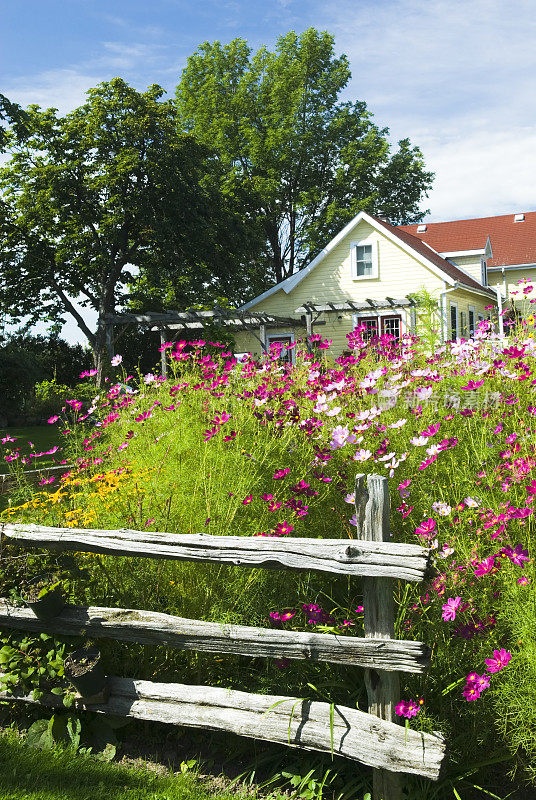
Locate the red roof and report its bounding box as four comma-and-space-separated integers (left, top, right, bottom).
399, 211, 536, 269
373, 216, 496, 295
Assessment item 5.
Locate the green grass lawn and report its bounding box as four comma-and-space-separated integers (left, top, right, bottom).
0, 425, 64, 475
0, 729, 264, 800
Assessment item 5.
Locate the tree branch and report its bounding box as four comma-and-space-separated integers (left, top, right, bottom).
50, 274, 96, 347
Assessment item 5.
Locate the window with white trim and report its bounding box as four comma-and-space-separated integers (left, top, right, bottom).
267, 334, 295, 365
450, 302, 458, 341
481, 258, 488, 286
351, 240, 378, 279
468, 305, 475, 336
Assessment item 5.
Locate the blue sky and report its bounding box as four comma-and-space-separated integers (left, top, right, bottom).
2, 0, 536, 342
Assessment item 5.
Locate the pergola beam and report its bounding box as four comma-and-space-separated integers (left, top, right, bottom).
294, 297, 415, 314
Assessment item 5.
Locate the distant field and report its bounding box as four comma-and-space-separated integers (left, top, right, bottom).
0, 425, 64, 475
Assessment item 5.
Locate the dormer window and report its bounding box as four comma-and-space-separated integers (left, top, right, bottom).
351, 240, 378, 280
481, 258, 487, 286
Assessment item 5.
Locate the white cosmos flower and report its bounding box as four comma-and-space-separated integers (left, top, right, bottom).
353, 449, 372, 462
411, 436, 429, 446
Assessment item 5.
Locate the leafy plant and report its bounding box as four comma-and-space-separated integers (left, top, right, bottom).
0, 632, 67, 701
26, 712, 123, 761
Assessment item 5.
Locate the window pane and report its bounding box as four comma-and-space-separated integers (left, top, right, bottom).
382, 316, 401, 341
450, 306, 457, 340
354, 244, 373, 277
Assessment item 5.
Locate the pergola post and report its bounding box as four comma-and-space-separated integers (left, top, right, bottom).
259, 323, 268, 353
305, 310, 313, 340
159, 328, 168, 379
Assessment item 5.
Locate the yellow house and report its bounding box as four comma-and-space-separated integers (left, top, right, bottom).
234, 211, 498, 361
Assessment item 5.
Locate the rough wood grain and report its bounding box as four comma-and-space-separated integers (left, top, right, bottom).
0, 676, 446, 779
0, 523, 430, 581
0, 599, 431, 672
0, 465, 72, 495
355, 473, 402, 800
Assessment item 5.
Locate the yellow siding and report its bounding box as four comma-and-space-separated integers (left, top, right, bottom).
447, 288, 495, 338
488, 268, 536, 310
449, 255, 483, 283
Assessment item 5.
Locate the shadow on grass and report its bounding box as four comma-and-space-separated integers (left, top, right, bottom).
0, 731, 237, 800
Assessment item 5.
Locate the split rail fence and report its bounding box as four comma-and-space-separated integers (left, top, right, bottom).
0, 473, 446, 800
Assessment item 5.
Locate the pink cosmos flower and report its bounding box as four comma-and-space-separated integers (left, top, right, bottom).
273, 468, 290, 479
242, 495, 253, 505
518, 576, 531, 585
485, 649, 512, 673
462, 684, 481, 701
47, 416, 59, 424
474, 556, 496, 577
415, 519, 436, 539
111, 354, 123, 366
503, 544, 529, 567
395, 699, 421, 718
461, 380, 485, 390
274, 521, 294, 536
441, 596, 462, 621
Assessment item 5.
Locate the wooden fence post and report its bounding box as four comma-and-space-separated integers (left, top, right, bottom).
355, 473, 402, 800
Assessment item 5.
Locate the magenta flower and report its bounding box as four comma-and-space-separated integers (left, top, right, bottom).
395, 699, 421, 718
461, 380, 485, 390
474, 556, 496, 577
462, 684, 481, 701
415, 518, 436, 539
503, 544, 529, 567
47, 416, 59, 424
273, 468, 290, 479
485, 649, 512, 673
242, 495, 253, 505
274, 521, 294, 536
441, 596, 462, 621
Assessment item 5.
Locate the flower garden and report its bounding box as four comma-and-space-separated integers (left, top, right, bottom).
2, 295, 536, 799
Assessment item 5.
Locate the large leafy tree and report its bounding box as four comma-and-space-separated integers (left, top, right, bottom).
177, 28, 434, 284
0, 79, 258, 379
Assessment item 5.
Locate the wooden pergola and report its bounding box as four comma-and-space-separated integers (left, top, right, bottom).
104, 308, 318, 377
104, 296, 415, 376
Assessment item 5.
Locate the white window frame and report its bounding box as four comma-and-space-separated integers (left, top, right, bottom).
267, 332, 296, 365
352, 310, 405, 337
350, 239, 379, 280
468, 304, 476, 336
450, 302, 458, 340
480, 258, 488, 286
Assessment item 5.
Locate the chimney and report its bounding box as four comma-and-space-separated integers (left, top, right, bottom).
514, 213, 525, 222
417, 224, 427, 233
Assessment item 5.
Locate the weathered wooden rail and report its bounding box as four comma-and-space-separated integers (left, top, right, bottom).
0, 677, 445, 779
0, 464, 72, 495
0, 474, 445, 799
0, 600, 430, 672
0, 523, 430, 580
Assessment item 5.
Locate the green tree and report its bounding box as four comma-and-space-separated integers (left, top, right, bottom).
0, 79, 257, 381
177, 28, 434, 284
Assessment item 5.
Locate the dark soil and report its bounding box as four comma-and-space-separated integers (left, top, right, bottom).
22, 578, 57, 603
64, 647, 100, 677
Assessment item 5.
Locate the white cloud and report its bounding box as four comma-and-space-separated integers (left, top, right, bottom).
316, 0, 536, 219
3, 68, 101, 114
422, 128, 536, 220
